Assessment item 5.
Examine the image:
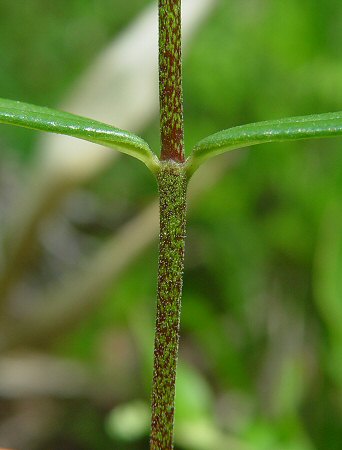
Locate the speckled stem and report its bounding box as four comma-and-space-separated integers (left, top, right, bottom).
150, 161, 187, 449
158, 0, 184, 162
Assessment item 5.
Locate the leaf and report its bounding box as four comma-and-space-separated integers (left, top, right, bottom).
0, 98, 159, 172
187, 111, 342, 176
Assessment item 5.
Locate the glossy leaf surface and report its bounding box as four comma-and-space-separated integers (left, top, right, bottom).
0, 98, 159, 171
187, 111, 342, 175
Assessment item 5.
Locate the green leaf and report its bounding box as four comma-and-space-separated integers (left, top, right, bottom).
0, 98, 159, 172
187, 111, 342, 176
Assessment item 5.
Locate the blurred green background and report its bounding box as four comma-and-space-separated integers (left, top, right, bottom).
1, 0, 342, 449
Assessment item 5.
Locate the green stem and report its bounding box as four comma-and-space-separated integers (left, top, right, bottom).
151, 0, 186, 446
150, 161, 187, 449
158, 0, 184, 162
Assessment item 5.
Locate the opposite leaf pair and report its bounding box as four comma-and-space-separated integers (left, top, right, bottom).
1, 97, 342, 178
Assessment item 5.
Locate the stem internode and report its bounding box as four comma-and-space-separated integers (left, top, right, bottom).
150, 161, 187, 449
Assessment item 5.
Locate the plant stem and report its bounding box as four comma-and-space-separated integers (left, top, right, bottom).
150, 1, 186, 447
158, 0, 184, 162
151, 161, 187, 449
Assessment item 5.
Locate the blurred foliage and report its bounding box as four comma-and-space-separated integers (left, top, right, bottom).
1, 0, 342, 449
0, 0, 150, 158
